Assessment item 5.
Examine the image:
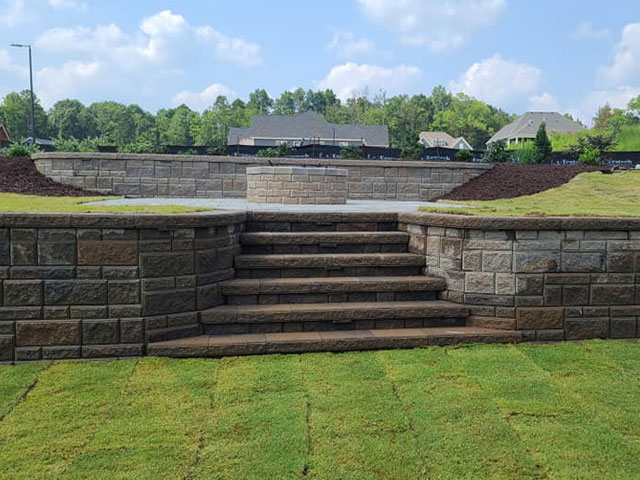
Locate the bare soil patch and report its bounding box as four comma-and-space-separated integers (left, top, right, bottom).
440, 163, 602, 201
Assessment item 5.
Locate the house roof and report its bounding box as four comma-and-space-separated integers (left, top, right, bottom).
487, 112, 585, 144
419, 131, 472, 149
0, 124, 11, 142
228, 111, 389, 146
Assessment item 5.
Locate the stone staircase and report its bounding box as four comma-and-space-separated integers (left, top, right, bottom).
148, 216, 520, 357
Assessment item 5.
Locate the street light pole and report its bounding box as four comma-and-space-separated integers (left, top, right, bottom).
10, 44, 36, 141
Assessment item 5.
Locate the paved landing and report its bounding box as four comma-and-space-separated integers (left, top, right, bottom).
88, 198, 465, 212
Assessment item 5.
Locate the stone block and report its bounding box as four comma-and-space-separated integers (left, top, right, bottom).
0, 335, 13, 361
562, 285, 589, 306
143, 289, 196, 316
515, 275, 543, 295
11, 242, 36, 265
15, 347, 41, 361
591, 284, 635, 305
536, 329, 565, 341
543, 285, 563, 306
4, 280, 43, 306
440, 238, 462, 259
565, 319, 609, 340
108, 280, 140, 304
10, 266, 76, 279
78, 241, 139, 266
41, 346, 81, 360
607, 252, 636, 273
70, 306, 108, 319
514, 252, 560, 273
465, 272, 495, 294
120, 318, 144, 343
44, 280, 107, 305
482, 252, 513, 273
495, 274, 516, 295
82, 344, 144, 358
16, 320, 81, 347
610, 318, 637, 339
516, 307, 564, 330
562, 253, 605, 273
83, 319, 119, 345
141, 252, 194, 277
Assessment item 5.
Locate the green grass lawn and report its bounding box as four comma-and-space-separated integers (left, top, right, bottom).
426, 171, 640, 217
0, 193, 210, 214
1, 341, 640, 479
551, 124, 640, 152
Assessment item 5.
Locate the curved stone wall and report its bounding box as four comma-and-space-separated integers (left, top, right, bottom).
0, 211, 245, 363
398, 212, 640, 342
32, 153, 491, 201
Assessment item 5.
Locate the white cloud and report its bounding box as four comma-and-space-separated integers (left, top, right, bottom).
196, 26, 262, 67
0, 0, 29, 27
318, 62, 421, 101
36, 60, 101, 106
450, 54, 542, 110
173, 83, 236, 111
0, 48, 28, 77
529, 92, 559, 111
357, 0, 506, 52
598, 22, 640, 86
326, 32, 375, 59
48, 0, 84, 9
572, 21, 610, 40
571, 86, 640, 125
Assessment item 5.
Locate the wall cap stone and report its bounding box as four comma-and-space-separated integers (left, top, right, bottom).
33, 152, 493, 170
399, 212, 640, 231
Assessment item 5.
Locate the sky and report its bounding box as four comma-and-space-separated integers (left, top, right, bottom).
0, 0, 639, 124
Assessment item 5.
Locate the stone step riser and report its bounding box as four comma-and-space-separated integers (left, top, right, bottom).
245, 221, 398, 233
235, 266, 424, 279
203, 318, 466, 336
225, 290, 438, 305
241, 244, 408, 255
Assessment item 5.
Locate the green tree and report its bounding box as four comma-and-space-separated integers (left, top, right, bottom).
48, 99, 92, 140
247, 89, 273, 115
483, 141, 511, 163
0, 90, 48, 140
165, 105, 198, 145
533, 123, 552, 163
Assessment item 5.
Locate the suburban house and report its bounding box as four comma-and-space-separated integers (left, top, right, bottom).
228, 111, 389, 147
487, 112, 585, 146
0, 123, 12, 148
419, 131, 473, 150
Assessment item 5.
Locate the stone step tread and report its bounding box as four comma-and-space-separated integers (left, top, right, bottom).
241, 232, 409, 245
220, 276, 446, 295
148, 327, 522, 357
200, 300, 468, 324
235, 253, 425, 269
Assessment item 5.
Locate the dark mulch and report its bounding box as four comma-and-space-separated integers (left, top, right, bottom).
439, 163, 603, 201
0, 157, 102, 197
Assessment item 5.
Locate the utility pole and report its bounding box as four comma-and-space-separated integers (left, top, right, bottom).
10, 44, 36, 141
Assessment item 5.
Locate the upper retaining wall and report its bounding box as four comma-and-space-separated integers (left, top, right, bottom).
32, 153, 491, 201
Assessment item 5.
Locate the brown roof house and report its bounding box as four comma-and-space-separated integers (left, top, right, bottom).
419, 131, 473, 150
0, 123, 12, 148
487, 112, 585, 146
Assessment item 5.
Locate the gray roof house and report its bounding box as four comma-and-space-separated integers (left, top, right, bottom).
228, 111, 389, 147
487, 112, 585, 145
419, 131, 473, 150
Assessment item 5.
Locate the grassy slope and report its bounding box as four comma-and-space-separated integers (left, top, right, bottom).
0, 193, 210, 214
425, 171, 640, 217
551, 124, 640, 152
1, 341, 640, 479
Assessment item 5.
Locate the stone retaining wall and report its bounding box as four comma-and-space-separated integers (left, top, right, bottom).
33, 153, 491, 201
246, 166, 348, 204
399, 213, 640, 341
0, 212, 245, 363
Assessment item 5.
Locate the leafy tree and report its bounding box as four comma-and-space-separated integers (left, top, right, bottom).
0, 90, 48, 140
455, 149, 474, 162
48, 99, 92, 139
533, 123, 552, 163
569, 128, 618, 158
483, 141, 511, 163
165, 105, 198, 145
340, 146, 364, 159
578, 147, 601, 165
247, 89, 273, 115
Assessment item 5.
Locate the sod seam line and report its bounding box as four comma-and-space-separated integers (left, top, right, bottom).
299, 355, 313, 478
0, 361, 53, 426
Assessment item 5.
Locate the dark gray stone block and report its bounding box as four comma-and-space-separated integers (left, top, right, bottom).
83, 319, 119, 345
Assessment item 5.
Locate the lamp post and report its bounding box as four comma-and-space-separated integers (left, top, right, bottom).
10, 44, 36, 142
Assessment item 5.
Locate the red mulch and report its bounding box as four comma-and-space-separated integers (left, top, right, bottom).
0, 157, 102, 197
439, 163, 603, 201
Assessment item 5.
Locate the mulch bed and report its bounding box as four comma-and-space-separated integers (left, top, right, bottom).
0, 157, 101, 197
439, 163, 603, 201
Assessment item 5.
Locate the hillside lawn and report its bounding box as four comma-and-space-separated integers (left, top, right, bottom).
425, 171, 640, 217
1, 341, 640, 479
0, 193, 210, 213
551, 124, 640, 152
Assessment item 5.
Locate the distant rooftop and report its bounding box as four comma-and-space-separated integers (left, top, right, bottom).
487, 112, 585, 145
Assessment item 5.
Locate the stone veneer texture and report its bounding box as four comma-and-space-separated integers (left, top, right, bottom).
33, 153, 490, 201
399, 213, 640, 342
0, 212, 245, 362
246, 166, 348, 205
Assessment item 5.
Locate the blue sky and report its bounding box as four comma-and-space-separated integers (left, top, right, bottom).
1, 0, 639, 124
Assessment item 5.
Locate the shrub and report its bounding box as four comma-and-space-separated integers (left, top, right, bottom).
54, 137, 100, 153
206, 146, 227, 156
258, 144, 292, 158
117, 141, 167, 154
340, 146, 365, 159
1, 143, 40, 157
533, 123, 552, 163
483, 141, 512, 163
511, 142, 537, 164
578, 147, 601, 165
455, 149, 474, 162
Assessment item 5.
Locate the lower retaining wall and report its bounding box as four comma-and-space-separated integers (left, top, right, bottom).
399, 213, 640, 341
32, 153, 491, 202
0, 212, 245, 362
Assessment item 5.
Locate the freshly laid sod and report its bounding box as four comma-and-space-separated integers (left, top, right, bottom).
1, 341, 640, 479
424, 171, 640, 217
0, 193, 211, 214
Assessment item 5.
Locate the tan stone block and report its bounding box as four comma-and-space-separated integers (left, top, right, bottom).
516, 307, 564, 330
16, 320, 81, 347
78, 241, 138, 266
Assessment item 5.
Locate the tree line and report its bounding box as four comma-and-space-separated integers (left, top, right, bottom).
0, 86, 515, 153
